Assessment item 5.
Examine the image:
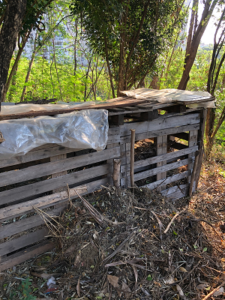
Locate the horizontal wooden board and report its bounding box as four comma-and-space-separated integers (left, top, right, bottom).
0, 205, 66, 239
121, 158, 189, 186
0, 164, 109, 205
0, 128, 119, 169
0, 147, 120, 188
120, 124, 200, 144
0, 228, 48, 256
162, 184, 189, 200
0, 241, 54, 272
121, 146, 198, 173
0, 177, 107, 222
141, 171, 189, 190
120, 113, 200, 136
161, 184, 188, 196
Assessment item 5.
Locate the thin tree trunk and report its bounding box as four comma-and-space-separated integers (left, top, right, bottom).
52, 38, 63, 100
0, 0, 27, 102
178, 0, 217, 90
104, 35, 115, 98
2, 33, 30, 102
21, 32, 38, 102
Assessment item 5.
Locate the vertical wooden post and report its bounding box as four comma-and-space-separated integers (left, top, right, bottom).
157, 135, 167, 191
130, 129, 135, 188
113, 159, 121, 188
195, 108, 207, 189
51, 154, 67, 208
188, 130, 198, 187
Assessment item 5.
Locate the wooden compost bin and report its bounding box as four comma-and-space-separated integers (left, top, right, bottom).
0, 90, 213, 271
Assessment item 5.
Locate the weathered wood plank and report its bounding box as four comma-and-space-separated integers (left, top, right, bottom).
0, 228, 48, 256
156, 135, 167, 190
121, 158, 189, 186
0, 178, 107, 222
161, 184, 188, 196
120, 124, 200, 144
0, 241, 54, 272
0, 164, 109, 205
0, 206, 66, 239
121, 146, 198, 173
0, 128, 118, 169
51, 154, 67, 193
120, 114, 200, 137
141, 171, 189, 190
188, 130, 198, 183
0, 98, 150, 121
161, 184, 188, 200
0, 147, 119, 188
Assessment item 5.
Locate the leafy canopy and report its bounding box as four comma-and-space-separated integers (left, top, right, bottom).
70, 0, 186, 91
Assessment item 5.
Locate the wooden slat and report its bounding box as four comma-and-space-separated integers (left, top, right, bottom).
0, 127, 119, 169
0, 98, 150, 121
0, 228, 48, 256
188, 130, 198, 183
0, 206, 66, 239
0, 147, 120, 188
121, 158, 189, 186
161, 184, 188, 197
0, 177, 107, 222
120, 124, 200, 144
120, 113, 200, 137
156, 135, 167, 190
121, 146, 198, 173
141, 171, 189, 190
0, 164, 109, 205
161, 184, 188, 200
0, 241, 54, 272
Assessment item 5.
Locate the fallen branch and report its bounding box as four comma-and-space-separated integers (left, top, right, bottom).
164, 209, 187, 234
151, 211, 164, 240
202, 281, 225, 300
103, 231, 136, 264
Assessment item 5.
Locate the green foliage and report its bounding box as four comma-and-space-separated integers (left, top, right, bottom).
70, 0, 186, 90
20, 278, 36, 300
0, 0, 53, 36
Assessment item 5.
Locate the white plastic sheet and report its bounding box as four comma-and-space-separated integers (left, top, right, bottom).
0, 109, 108, 160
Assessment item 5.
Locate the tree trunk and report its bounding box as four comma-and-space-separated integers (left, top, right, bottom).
0, 0, 27, 102
21, 32, 38, 102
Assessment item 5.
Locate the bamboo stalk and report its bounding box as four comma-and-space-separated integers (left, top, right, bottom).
130, 129, 135, 188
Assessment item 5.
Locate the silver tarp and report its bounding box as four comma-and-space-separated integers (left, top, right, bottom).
0, 109, 108, 160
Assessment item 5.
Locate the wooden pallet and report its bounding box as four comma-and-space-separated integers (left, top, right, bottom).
0, 104, 206, 271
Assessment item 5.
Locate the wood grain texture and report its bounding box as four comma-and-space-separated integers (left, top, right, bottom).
121, 158, 189, 186
120, 124, 200, 144
0, 206, 66, 239
188, 130, 198, 183
121, 146, 198, 173
0, 228, 49, 256
0, 127, 119, 169
141, 171, 189, 190
156, 135, 167, 189
120, 113, 200, 136
0, 241, 54, 272
0, 147, 119, 188
0, 164, 109, 205
0, 177, 107, 222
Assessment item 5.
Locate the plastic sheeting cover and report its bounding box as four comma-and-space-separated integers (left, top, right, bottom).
0, 109, 108, 160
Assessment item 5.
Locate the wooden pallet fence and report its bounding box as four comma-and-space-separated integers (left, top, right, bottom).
0, 127, 120, 271
0, 108, 203, 271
